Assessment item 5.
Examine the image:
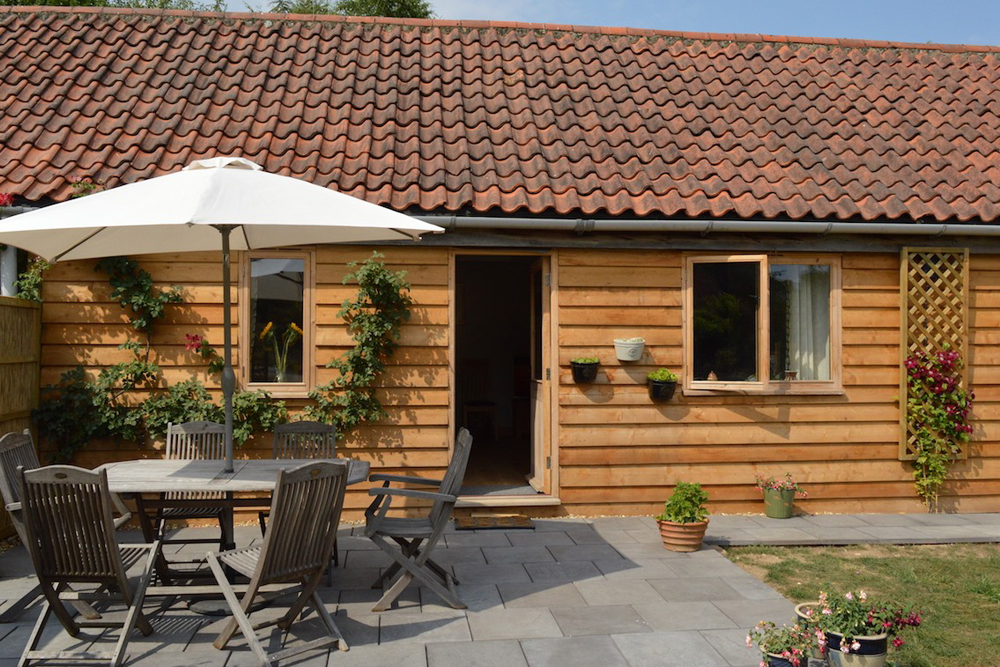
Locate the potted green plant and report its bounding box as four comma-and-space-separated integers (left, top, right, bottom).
647, 367, 678, 401
613, 336, 645, 361
655, 481, 709, 552
755, 473, 807, 519
569, 356, 600, 383
746, 621, 819, 667
814, 590, 922, 667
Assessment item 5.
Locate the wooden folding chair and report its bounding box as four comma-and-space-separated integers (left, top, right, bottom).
0, 430, 130, 623
206, 461, 349, 667
17, 465, 160, 667
259, 421, 341, 572
153, 421, 230, 549
364, 427, 473, 612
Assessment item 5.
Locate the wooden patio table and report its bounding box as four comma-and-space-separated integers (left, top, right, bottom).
99, 458, 370, 587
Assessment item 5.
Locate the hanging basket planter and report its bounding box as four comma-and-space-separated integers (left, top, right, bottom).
613, 337, 645, 361
570, 359, 600, 383
648, 379, 677, 401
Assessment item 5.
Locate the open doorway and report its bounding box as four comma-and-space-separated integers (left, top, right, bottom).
455, 255, 548, 496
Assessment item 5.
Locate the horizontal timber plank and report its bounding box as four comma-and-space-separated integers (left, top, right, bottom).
558, 307, 676, 326
558, 287, 681, 308
316, 347, 447, 367
316, 325, 448, 347
46, 262, 231, 283
43, 282, 236, 304
559, 444, 901, 466
558, 348, 682, 367
559, 327, 679, 347
316, 306, 446, 326
316, 284, 447, 306
559, 422, 900, 446
42, 304, 237, 326
842, 329, 899, 345
558, 384, 894, 405
315, 246, 449, 265
558, 250, 682, 268
43, 324, 233, 346
558, 404, 898, 425
842, 254, 898, 270
317, 264, 447, 286
559, 266, 680, 288
842, 308, 898, 328
841, 269, 899, 289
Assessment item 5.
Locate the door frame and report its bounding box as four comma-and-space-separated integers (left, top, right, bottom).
449, 248, 561, 506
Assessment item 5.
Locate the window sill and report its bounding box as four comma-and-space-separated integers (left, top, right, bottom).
682, 385, 846, 397
245, 384, 311, 400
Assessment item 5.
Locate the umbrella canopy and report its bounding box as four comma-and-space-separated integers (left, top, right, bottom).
0, 156, 443, 470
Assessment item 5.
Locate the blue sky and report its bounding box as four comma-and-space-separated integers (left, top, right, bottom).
367, 0, 1000, 47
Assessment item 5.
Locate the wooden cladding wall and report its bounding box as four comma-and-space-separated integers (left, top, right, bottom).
38, 247, 451, 518
0, 295, 41, 538
556, 249, 999, 515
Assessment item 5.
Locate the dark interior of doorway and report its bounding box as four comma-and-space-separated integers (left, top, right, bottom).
455, 256, 539, 496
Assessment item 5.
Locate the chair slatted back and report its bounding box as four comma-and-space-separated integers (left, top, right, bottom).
166, 421, 226, 501
430, 428, 473, 525
19, 465, 124, 581
257, 461, 347, 583
272, 421, 336, 459
0, 430, 40, 542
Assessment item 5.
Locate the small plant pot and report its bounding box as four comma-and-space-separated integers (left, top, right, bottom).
762, 488, 796, 518
793, 602, 826, 660
613, 338, 645, 361
763, 654, 797, 667
656, 518, 708, 552
648, 379, 677, 401
570, 361, 600, 383
825, 632, 888, 667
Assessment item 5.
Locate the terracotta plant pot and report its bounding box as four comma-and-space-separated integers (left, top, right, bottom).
763, 488, 796, 518
648, 379, 677, 401
656, 518, 708, 552
570, 361, 599, 383
825, 632, 888, 667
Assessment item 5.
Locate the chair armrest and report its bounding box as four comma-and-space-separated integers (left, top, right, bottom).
4, 501, 20, 514
368, 473, 443, 486
368, 487, 455, 503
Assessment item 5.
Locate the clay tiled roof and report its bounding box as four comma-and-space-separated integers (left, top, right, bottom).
4, 8, 1000, 222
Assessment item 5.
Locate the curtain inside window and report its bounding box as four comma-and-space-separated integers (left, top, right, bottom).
772, 265, 830, 381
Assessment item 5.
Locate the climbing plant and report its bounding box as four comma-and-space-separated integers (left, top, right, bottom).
305, 252, 412, 436
904, 347, 974, 506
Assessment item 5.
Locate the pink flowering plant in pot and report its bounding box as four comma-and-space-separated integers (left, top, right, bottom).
755, 473, 806, 519
814, 590, 922, 662
904, 346, 973, 506
746, 621, 820, 667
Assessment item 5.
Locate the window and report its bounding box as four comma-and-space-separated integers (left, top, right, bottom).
242, 251, 313, 391
684, 255, 839, 392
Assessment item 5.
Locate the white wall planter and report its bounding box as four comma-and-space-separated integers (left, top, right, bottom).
613, 337, 645, 361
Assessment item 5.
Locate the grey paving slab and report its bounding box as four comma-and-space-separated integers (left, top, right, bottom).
960, 513, 1000, 524
420, 584, 503, 613
338, 588, 420, 615
549, 604, 651, 637
666, 557, 748, 579
701, 628, 763, 667
453, 563, 531, 585
577, 529, 637, 546
719, 575, 785, 600
337, 535, 380, 551
429, 547, 487, 567
594, 557, 679, 580
547, 544, 623, 562
521, 635, 629, 667
853, 526, 934, 541
427, 639, 528, 667
530, 518, 593, 532
332, 610, 380, 647
794, 527, 874, 543
573, 579, 665, 606
611, 541, 690, 560
590, 517, 650, 532
799, 514, 869, 528
713, 597, 796, 627
647, 577, 745, 603
327, 566, 382, 591
482, 546, 555, 565
909, 513, 973, 526
466, 607, 562, 641
624, 528, 663, 544
379, 611, 472, 645
506, 531, 575, 547
524, 560, 602, 583
498, 582, 588, 609
330, 642, 427, 666
344, 549, 395, 569
853, 514, 923, 527
611, 630, 730, 667
742, 516, 816, 529
633, 601, 738, 632
444, 532, 512, 548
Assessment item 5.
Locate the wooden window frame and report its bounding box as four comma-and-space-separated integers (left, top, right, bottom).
238, 249, 316, 398
682, 253, 842, 396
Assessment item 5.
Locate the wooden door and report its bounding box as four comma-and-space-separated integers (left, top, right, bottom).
527, 258, 551, 492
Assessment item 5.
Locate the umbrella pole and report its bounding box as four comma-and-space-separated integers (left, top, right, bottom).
218, 225, 236, 473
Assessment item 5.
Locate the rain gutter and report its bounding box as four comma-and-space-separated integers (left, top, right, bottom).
416, 215, 1000, 238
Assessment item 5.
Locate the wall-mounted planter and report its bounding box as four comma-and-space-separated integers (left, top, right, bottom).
613, 337, 645, 361
570, 360, 600, 383
648, 379, 677, 401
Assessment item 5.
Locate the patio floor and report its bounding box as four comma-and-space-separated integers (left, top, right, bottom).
1, 513, 997, 666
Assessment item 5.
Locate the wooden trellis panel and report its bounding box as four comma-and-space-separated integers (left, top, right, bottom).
900, 247, 969, 460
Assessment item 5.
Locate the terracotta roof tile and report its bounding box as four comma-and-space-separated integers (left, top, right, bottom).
4, 8, 1000, 222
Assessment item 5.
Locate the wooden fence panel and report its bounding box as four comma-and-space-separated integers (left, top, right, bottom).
0, 296, 41, 538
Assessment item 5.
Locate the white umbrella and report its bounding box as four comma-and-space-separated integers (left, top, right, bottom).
0, 156, 443, 471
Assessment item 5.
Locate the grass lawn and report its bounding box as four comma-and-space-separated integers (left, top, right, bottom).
725, 543, 1000, 667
